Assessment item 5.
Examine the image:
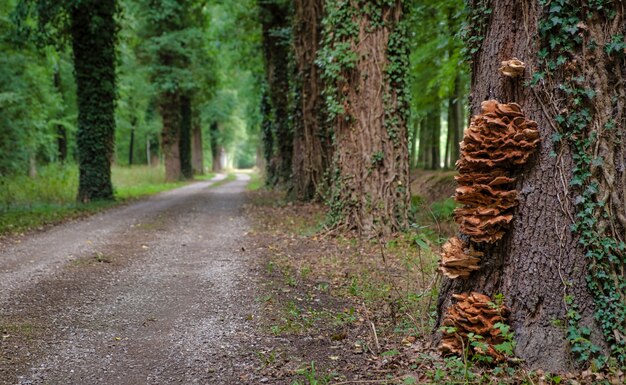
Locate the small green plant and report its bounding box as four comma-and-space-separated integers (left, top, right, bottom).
430, 198, 456, 220
292, 361, 332, 385
257, 350, 278, 367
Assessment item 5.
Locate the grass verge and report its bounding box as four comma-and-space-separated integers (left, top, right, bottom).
246, 189, 610, 384
0, 164, 214, 236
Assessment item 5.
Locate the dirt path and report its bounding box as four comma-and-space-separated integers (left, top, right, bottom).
0, 174, 265, 385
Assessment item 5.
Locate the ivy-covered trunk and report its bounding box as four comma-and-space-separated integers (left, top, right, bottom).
191, 107, 203, 175
291, 0, 330, 201
260, 91, 275, 181
71, 0, 117, 202
321, 0, 410, 236
259, 0, 292, 187
436, 0, 626, 371
179, 94, 193, 180
159, 91, 181, 182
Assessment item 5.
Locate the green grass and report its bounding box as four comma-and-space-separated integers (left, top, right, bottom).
0, 164, 212, 235
246, 171, 264, 191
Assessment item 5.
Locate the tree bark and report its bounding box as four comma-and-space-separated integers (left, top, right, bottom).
445, 77, 463, 169
427, 107, 441, 170
179, 94, 193, 179
409, 118, 420, 169
325, 1, 410, 236
259, 1, 292, 187
128, 116, 136, 166
71, 0, 116, 201
53, 67, 67, 164
291, 0, 330, 201
417, 117, 429, 169
191, 106, 203, 175
435, 0, 626, 371
159, 92, 181, 182
209, 121, 221, 172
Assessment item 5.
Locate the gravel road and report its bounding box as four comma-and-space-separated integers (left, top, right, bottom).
0, 174, 265, 385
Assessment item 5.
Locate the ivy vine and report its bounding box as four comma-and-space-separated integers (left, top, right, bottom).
534, 0, 626, 367
317, 0, 411, 227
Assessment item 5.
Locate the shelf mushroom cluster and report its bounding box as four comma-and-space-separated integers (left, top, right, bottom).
438, 236, 482, 279
454, 100, 540, 244
440, 292, 510, 362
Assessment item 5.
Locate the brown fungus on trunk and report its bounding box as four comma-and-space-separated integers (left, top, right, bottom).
439, 237, 483, 279
440, 292, 510, 362
499, 58, 526, 78
454, 100, 540, 244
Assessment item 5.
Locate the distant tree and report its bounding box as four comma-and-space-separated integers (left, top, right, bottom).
319, 0, 410, 235
408, 0, 468, 170
14, 0, 118, 201
139, 0, 212, 181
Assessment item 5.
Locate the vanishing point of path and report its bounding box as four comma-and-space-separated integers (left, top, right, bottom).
0, 174, 264, 384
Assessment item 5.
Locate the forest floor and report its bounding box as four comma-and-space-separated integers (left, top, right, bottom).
0, 171, 601, 385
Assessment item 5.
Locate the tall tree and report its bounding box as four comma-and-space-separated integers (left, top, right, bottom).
291, 0, 330, 201
191, 106, 203, 174
14, 0, 118, 200
319, 0, 410, 236
258, 0, 292, 187
140, 0, 210, 181
436, 0, 626, 371
179, 94, 193, 179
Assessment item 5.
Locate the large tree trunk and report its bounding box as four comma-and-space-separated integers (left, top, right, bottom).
71, 0, 116, 201
323, 1, 410, 236
191, 107, 203, 175
259, 1, 292, 187
291, 0, 330, 201
179, 95, 193, 179
159, 92, 181, 182
436, 0, 626, 371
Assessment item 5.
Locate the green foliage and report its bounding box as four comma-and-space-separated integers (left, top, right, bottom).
204, 0, 262, 169
0, 1, 76, 175
409, 0, 468, 108
407, 0, 468, 170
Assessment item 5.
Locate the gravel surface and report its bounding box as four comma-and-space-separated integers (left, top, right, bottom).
0, 174, 265, 385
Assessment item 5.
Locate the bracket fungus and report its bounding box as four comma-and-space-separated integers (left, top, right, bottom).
440, 292, 510, 362
439, 236, 483, 279
454, 100, 540, 244
499, 58, 526, 78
